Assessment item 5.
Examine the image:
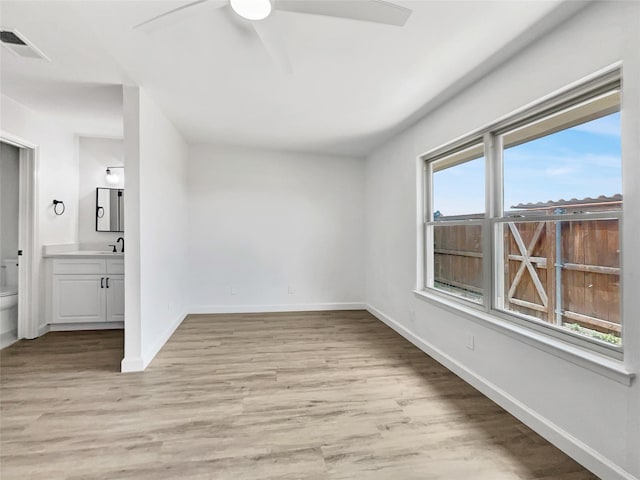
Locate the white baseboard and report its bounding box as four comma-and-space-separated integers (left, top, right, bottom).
366, 304, 638, 480
37, 324, 50, 337
121, 356, 144, 373
140, 310, 188, 370
190, 302, 366, 314
48, 322, 124, 331
0, 330, 18, 349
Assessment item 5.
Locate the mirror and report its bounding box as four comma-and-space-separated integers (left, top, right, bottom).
96, 188, 124, 232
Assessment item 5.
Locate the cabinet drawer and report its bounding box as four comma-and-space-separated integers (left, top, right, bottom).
107, 259, 124, 275
53, 259, 106, 275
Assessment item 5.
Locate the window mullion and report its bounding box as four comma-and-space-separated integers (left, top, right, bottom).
484, 133, 503, 313
482, 134, 492, 311
493, 134, 505, 313
494, 211, 620, 223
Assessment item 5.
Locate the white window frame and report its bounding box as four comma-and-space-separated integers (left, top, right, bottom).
419, 67, 624, 360
424, 140, 487, 307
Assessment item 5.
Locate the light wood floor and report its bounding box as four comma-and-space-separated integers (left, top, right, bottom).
1, 311, 598, 479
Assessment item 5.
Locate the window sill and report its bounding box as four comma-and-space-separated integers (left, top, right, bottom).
413, 289, 635, 386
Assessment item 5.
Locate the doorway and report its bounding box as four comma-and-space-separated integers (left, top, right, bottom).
0, 142, 20, 347
0, 134, 37, 346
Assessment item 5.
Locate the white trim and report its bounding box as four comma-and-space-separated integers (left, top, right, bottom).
48, 322, 124, 331
416, 157, 426, 291
366, 304, 638, 480
121, 356, 144, 373
19, 146, 38, 339
189, 302, 366, 314
0, 131, 37, 149
413, 289, 633, 385
140, 309, 189, 370
0, 330, 18, 350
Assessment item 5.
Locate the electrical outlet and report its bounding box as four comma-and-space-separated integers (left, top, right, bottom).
409, 310, 416, 325
167, 301, 173, 312
466, 332, 475, 350
231, 286, 237, 296
288, 285, 295, 294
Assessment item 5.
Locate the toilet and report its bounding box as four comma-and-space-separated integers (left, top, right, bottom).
1, 259, 19, 347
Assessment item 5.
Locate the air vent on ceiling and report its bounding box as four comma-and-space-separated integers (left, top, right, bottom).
1, 31, 26, 45
0, 28, 50, 61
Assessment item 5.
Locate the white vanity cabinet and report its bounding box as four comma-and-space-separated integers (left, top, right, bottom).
105, 274, 125, 323
52, 274, 105, 323
49, 257, 124, 326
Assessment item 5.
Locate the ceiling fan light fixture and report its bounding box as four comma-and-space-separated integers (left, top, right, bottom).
229, 0, 272, 20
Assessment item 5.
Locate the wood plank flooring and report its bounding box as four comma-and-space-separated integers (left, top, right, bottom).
1, 310, 598, 479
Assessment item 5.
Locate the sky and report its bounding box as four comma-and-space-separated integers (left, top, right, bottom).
433, 112, 622, 217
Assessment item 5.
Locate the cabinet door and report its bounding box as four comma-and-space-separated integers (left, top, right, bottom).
106, 275, 125, 323
52, 275, 106, 323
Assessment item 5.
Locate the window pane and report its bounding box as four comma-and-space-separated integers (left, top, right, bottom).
503, 112, 621, 215
433, 155, 484, 219
499, 218, 620, 346
433, 223, 483, 303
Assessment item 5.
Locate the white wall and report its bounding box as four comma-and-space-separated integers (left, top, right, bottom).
122, 87, 142, 371
187, 145, 365, 312
121, 86, 189, 372
0, 95, 80, 334
364, 3, 639, 480
78, 137, 124, 249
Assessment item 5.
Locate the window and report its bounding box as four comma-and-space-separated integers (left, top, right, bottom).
428, 144, 485, 303
423, 71, 622, 353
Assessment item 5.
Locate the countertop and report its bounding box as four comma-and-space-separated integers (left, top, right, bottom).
43, 251, 125, 259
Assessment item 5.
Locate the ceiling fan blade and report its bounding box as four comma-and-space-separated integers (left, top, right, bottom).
251, 18, 293, 74
133, 0, 211, 30
274, 0, 411, 27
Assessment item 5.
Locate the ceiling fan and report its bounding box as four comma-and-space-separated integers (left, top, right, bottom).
134, 0, 412, 73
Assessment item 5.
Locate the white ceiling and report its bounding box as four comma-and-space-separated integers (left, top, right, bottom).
0, 0, 587, 155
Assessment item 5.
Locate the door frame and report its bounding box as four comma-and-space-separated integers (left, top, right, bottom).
1, 130, 39, 339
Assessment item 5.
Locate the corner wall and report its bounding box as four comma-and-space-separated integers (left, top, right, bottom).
364, 2, 639, 479
121, 86, 189, 372
187, 145, 365, 312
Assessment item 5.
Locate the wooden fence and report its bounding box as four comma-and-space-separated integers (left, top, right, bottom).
433, 224, 483, 297
433, 218, 620, 336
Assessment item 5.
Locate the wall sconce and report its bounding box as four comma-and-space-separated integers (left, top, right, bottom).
105, 166, 124, 185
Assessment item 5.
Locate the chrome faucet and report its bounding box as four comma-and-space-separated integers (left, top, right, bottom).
116, 237, 124, 253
